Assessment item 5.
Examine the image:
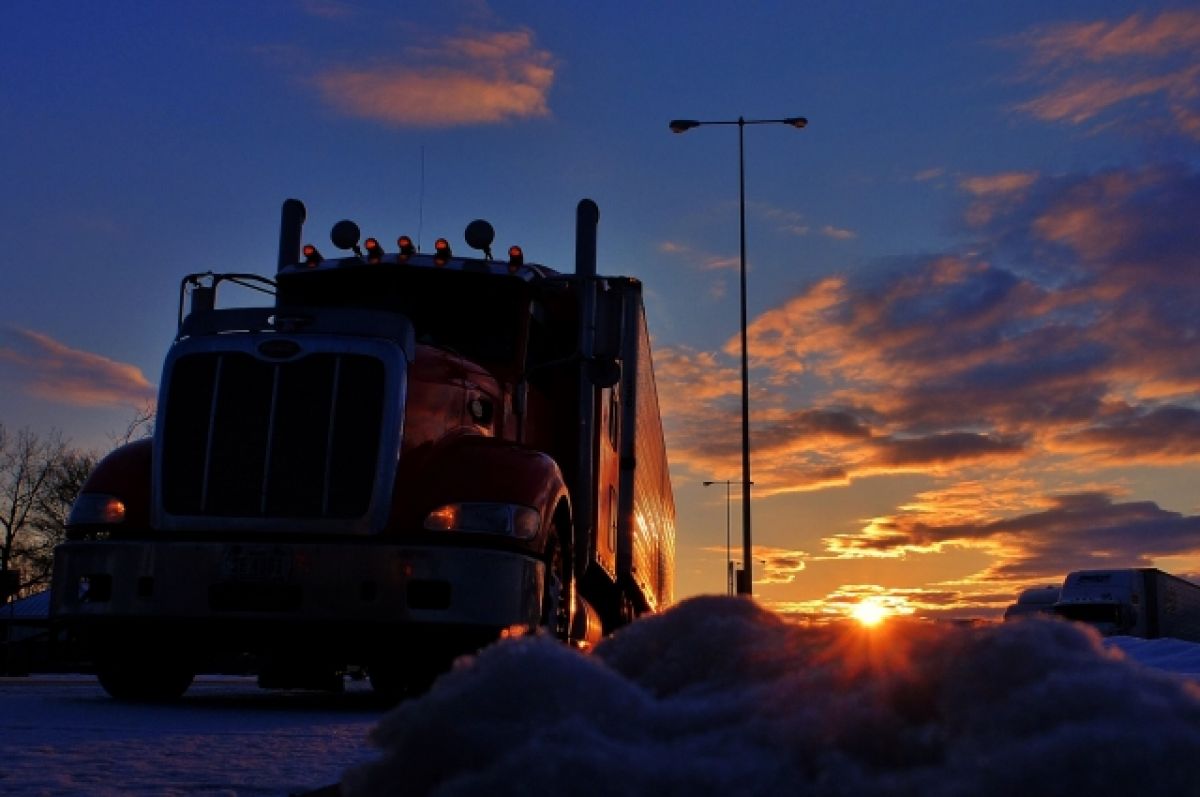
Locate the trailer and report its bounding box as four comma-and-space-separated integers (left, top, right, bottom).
51, 199, 675, 700
1053, 568, 1200, 642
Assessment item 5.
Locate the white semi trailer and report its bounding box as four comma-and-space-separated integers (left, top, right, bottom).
1053, 568, 1200, 642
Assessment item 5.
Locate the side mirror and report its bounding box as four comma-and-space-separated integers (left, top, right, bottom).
588, 357, 621, 388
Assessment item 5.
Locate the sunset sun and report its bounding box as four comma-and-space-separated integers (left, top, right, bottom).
850, 599, 892, 627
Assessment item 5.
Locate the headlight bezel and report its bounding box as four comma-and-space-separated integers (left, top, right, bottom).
67, 493, 127, 526
423, 502, 540, 540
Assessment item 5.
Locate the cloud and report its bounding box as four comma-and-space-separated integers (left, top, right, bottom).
763, 582, 1011, 624
656, 162, 1200, 496
824, 487, 1200, 587
1012, 10, 1200, 141
1022, 10, 1200, 62
754, 546, 809, 584
961, 171, 1040, 226
820, 224, 856, 240
961, 171, 1039, 196
1054, 405, 1200, 463
314, 29, 555, 127
0, 327, 156, 408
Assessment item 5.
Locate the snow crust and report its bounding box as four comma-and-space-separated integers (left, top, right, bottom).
344, 595, 1200, 797
7, 597, 1200, 795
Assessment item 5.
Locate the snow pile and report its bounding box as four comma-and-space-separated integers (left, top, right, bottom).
344, 596, 1200, 797
1107, 635, 1200, 675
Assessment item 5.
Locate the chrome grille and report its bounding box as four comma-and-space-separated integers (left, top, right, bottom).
161, 351, 385, 519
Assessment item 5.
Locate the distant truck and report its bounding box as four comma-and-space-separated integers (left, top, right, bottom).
1052, 568, 1200, 642
1002, 585, 1060, 621
51, 198, 675, 700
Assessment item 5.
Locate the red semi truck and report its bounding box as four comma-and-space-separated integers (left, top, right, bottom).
51, 199, 675, 700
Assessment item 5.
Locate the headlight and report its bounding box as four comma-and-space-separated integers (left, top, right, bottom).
423, 502, 539, 539
67, 493, 127, 525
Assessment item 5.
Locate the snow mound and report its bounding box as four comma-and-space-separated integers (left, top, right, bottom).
343, 595, 1200, 796
1106, 635, 1200, 675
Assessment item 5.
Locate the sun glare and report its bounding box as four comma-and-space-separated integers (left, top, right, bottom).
850, 598, 891, 627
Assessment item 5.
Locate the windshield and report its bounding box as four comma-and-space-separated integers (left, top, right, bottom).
1055, 604, 1121, 624
278, 266, 531, 367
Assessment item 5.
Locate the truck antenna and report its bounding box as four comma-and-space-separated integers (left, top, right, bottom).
417, 145, 425, 253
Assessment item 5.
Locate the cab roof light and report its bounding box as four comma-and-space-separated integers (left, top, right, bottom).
397, 235, 416, 257
302, 244, 323, 267
364, 237, 384, 263
507, 245, 524, 273
434, 237, 451, 266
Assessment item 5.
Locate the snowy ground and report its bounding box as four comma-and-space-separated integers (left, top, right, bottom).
0, 674, 382, 796
5, 596, 1200, 796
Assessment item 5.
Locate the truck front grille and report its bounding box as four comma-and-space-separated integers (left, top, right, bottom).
161, 351, 385, 519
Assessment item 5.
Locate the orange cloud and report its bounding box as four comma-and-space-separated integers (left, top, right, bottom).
658, 163, 1200, 501
824, 486, 1200, 589
1023, 11, 1200, 62
767, 582, 1007, 624
960, 172, 1039, 196
0, 327, 156, 408
820, 225, 856, 241
315, 29, 555, 127
1013, 11, 1200, 140
961, 171, 1040, 226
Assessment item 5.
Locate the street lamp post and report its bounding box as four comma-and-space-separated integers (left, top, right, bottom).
703, 479, 753, 595
673, 115, 807, 596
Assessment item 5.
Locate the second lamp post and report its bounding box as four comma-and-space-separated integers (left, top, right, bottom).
671, 115, 808, 596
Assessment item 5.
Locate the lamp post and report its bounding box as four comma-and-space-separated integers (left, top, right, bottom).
703, 479, 753, 595
673, 115, 807, 596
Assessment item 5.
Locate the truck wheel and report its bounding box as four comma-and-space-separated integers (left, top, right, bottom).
95, 658, 195, 702
543, 527, 576, 642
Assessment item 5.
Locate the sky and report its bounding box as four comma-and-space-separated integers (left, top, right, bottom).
3, 2, 1200, 621
7, 599, 1200, 795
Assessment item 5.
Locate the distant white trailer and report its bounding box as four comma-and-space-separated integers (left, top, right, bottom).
1053, 568, 1200, 643
1003, 585, 1060, 621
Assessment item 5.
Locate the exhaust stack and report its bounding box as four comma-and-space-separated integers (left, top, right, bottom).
277, 198, 307, 271
575, 198, 599, 278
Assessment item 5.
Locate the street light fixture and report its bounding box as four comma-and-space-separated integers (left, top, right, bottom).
703, 479, 753, 595
673, 115, 808, 596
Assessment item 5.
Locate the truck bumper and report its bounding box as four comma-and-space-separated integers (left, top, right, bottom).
51, 539, 545, 660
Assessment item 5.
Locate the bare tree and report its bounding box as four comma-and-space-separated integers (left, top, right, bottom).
0, 426, 94, 598
19, 450, 96, 593
108, 401, 156, 447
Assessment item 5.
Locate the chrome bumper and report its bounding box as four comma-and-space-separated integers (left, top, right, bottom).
51, 540, 545, 631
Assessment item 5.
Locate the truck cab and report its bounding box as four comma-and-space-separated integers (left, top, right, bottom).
51, 199, 675, 700
1053, 570, 1140, 636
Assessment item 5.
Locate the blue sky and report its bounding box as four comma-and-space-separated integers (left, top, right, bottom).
3, 1, 1199, 618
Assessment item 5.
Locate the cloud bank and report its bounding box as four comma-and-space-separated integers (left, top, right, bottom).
0, 327, 156, 408
657, 13, 1200, 609
1014, 10, 1200, 140
345, 597, 1200, 796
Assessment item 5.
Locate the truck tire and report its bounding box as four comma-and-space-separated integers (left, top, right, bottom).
95, 658, 195, 702
543, 522, 576, 642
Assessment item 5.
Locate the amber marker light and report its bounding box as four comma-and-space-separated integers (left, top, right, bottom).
364, 237, 383, 263
507, 245, 524, 273
434, 237, 451, 266
397, 235, 415, 257
302, 244, 323, 267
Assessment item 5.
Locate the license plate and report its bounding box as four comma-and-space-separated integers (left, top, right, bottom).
220, 546, 292, 580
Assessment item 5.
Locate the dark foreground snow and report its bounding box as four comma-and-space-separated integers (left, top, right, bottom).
5, 596, 1200, 796
345, 596, 1200, 797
